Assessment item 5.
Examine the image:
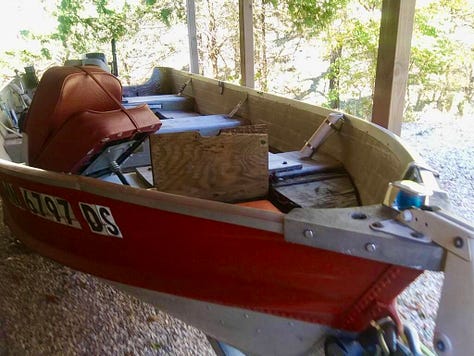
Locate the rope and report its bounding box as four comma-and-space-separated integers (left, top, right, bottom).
77, 66, 141, 131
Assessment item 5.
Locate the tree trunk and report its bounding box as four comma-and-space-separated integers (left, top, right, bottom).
328, 44, 342, 109
259, 0, 268, 91
206, 0, 219, 78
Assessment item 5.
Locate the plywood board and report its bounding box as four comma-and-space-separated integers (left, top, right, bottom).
150, 130, 268, 202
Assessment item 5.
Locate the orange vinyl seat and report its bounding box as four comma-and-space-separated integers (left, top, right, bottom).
23, 66, 161, 174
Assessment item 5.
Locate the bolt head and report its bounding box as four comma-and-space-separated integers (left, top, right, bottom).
303, 229, 314, 239
365, 243, 377, 253
454, 237, 464, 249
402, 210, 413, 222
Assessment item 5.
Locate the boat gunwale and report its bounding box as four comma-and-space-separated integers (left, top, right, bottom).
160, 67, 422, 205
0, 158, 284, 234
160, 66, 419, 164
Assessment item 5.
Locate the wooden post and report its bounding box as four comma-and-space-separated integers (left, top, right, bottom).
239, 0, 255, 88
186, 0, 199, 74
371, 0, 416, 135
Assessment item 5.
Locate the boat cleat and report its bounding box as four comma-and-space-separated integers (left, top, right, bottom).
369, 179, 435, 243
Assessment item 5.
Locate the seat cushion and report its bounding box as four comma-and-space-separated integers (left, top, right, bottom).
24, 66, 123, 165
34, 104, 161, 173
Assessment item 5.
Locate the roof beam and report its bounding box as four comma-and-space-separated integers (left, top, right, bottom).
371, 0, 416, 135
239, 0, 255, 88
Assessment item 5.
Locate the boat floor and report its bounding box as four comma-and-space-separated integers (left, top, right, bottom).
132, 150, 360, 212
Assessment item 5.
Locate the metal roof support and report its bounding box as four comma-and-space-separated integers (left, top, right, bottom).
239, 0, 255, 88
186, 0, 199, 74
371, 0, 416, 135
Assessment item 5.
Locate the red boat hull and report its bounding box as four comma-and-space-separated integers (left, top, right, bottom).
0, 161, 420, 333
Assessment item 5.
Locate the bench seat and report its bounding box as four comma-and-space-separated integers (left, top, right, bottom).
122, 94, 194, 112
159, 115, 242, 136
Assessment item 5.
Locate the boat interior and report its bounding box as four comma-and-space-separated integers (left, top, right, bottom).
1, 64, 414, 214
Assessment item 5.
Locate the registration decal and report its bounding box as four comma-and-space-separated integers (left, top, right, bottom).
20, 188, 81, 229
79, 203, 123, 238
0, 180, 123, 236
0, 181, 24, 210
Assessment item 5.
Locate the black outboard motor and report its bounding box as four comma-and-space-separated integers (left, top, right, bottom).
85, 52, 107, 64
23, 66, 39, 91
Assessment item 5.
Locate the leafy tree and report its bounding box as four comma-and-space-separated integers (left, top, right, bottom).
253, 0, 311, 92
2, 0, 472, 121
194, 0, 240, 82
270, 0, 380, 118
408, 0, 474, 116
51, 0, 185, 70
1, 0, 186, 85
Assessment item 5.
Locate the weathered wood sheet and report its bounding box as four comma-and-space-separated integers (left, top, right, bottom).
274, 176, 359, 209
150, 130, 268, 202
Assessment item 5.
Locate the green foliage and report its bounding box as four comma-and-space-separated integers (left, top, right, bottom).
33, 0, 185, 64
284, 0, 350, 36
2, 0, 472, 121
0, 0, 188, 85
277, 0, 382, 118
408, 0, 474, 116
276, 0, 473, 119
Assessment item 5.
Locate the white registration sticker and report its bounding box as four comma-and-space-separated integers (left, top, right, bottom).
20, 188, 81, 229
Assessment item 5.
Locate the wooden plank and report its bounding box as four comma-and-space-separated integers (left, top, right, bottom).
186, 0, 199, 74
150, 131, 268, 202
239, 0, 255, 88
220, 123, 266, 134
372, 0, 416, 135
272, 175, 360, 211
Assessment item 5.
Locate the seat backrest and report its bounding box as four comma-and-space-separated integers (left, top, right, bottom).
24, 66, 123, 166
24, 66, 161, 174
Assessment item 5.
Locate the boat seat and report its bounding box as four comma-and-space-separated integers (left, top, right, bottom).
159, 114, 242, 136
23, 66, 161, 174
122, 94, 195, 112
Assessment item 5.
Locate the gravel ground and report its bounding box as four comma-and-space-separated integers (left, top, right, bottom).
0, 111, 472, 355
0, 219, 214, 356
398, 111, 474, 351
